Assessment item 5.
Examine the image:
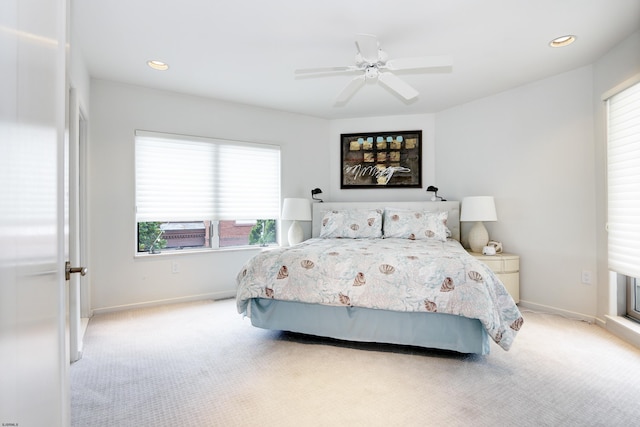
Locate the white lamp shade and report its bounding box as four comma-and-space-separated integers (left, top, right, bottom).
282, 198, 311, 245
281, 198, 311, 221
460, 196, 497, 222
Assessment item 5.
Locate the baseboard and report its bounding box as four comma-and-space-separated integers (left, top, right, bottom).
517, 300, 596, 324
604, 315, 640, 349
518, 300, 640, 349
91, 290, 236, 315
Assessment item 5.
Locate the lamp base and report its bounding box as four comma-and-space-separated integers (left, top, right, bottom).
287, 220, 304, 245
468, 221, 489, 253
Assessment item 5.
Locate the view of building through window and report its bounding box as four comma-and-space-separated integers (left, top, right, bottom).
137, 220, 277, 253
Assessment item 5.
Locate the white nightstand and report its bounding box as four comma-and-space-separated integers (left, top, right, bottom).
469, 252, 520, 303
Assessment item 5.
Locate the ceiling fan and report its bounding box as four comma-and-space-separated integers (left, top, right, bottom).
295, 34, 452, 105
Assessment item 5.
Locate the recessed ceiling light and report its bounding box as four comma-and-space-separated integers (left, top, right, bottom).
147, 60, 169, 71
549, 35, 576, 48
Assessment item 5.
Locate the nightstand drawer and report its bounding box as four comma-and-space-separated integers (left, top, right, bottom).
503, 258, 519, 272
482, 258, 504, 272
497, 272, 519, 303
479, 256, 519, 274
468, 252, 520, 303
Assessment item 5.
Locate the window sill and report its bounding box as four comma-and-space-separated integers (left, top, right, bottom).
134, 244, 279, 259
605, 315, 640, 350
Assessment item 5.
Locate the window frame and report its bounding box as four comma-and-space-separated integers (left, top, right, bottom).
627, 277, 640, 322
604, 73, 640, 322
134, 130, 281, 255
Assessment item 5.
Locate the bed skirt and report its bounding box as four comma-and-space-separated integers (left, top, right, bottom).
249, 298, 490, 354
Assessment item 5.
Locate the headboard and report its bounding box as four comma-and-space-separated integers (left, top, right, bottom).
311, 201, 461, 241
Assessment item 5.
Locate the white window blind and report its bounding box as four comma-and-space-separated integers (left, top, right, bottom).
607, 81, 640, 278
135, 131, 280, 222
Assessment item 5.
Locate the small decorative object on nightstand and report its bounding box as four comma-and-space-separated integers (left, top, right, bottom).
470, 251, 520, 303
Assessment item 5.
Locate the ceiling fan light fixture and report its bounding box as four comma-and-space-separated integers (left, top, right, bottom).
147, 60, 169, 71
549, 35, 576, 48
364, 66, 379, 80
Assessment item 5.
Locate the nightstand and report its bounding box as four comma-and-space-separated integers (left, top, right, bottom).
469, 252, 520, 303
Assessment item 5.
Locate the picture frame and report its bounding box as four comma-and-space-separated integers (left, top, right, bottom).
340, 130, 422, 189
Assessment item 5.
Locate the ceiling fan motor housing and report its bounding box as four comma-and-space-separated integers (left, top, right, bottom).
365, 66, 379, 80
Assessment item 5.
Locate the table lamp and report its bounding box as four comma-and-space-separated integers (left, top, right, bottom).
281, 198, 311, 245
460, 196, 497, 253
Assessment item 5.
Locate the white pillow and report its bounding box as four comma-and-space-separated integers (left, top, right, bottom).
319, 209, 383, 238
383, 208, 449, 241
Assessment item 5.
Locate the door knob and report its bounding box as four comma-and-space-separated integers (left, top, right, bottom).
65, 261, 88, 281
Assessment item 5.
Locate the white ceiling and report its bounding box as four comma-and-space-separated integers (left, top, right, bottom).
73, 0, 640, 119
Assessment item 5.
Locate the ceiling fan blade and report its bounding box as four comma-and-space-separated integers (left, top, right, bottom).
355, 33, 379, 63
295, 66, 356, 75
385, 55, 453, 71
378, 72, 419, 100
335, 75, 366, 104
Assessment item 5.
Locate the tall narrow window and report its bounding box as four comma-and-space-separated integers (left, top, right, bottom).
606, 78, 640, 321
135, 131, 280, 252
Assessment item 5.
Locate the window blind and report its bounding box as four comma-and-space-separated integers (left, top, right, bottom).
607, 81, 640, 278
135, 131, 280, 222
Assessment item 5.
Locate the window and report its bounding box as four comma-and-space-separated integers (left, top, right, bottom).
606, 78, 640, 321
135, 131, 280, 252
627, 277, 640, 322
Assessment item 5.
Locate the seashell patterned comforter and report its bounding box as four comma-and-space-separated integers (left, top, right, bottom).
236, 238, 523, 351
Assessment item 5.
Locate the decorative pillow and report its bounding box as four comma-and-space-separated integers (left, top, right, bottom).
319, 209, 383, 238
383, 208, 449, 241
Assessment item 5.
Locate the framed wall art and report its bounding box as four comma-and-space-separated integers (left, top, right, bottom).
340, 130, 422, 189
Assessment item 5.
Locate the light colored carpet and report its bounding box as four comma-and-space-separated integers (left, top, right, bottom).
71, 298, 640, 426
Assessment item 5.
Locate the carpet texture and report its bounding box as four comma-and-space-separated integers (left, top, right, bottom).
71, 299, 640, 426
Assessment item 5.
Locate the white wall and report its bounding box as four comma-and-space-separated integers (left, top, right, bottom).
436, 66, 597, 318
88, 80, 329, 311
592, 30, 640, 321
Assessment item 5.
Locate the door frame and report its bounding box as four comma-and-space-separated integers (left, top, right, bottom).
79, 99, 91, 319
68, 87, 89, 362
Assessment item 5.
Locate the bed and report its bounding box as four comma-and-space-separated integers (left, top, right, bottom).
236, 201, 523, 354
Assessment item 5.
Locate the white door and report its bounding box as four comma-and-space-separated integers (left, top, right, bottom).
0, 0, 70, 425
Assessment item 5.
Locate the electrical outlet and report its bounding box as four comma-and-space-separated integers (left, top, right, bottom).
172, 261, 180, 274
581, 270, 592, 285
